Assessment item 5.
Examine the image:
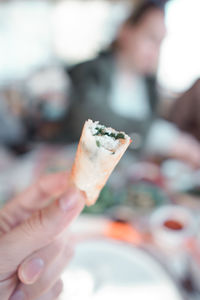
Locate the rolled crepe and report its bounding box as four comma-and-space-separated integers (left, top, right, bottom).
71, 119, 131, 206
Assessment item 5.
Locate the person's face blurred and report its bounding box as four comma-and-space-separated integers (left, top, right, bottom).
119, 9, 167, 75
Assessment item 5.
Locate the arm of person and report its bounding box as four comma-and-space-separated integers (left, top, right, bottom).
170, 79, 200, 141
144, 119, 200, 168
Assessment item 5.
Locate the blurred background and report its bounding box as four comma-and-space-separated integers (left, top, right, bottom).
1, 0, 200, 299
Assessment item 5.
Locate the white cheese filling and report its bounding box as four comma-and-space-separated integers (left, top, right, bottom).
89, 121, 126, 152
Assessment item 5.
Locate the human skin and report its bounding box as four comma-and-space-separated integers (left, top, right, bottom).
116, 9, 167, 75
0, 172, 85, 300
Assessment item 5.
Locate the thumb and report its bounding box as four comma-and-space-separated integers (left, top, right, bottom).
0, 186, 85, 276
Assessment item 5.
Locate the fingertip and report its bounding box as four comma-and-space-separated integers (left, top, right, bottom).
18, 258, 44, 285
35, 186, 85, 239
58, 186, 85, 212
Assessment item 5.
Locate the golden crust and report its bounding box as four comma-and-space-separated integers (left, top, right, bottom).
70, 120, 131, 206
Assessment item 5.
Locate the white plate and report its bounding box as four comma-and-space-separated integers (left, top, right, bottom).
61, 239, 183, 300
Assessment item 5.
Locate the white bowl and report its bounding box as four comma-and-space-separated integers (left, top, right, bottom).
150, 205, 195, 250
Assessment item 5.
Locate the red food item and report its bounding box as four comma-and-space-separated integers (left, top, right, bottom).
105, 221, 143, 245
163, 219, 184, 231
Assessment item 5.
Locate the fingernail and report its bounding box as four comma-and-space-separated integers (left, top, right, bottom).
21, 258, 44, 284
59, 187, 84, 211
9, 290, 25, 300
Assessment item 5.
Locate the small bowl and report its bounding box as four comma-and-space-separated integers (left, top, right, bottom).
150, 205, 195, 251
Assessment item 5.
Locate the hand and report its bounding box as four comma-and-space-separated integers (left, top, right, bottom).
170, 133, 200, 168
0, 172, 85, 300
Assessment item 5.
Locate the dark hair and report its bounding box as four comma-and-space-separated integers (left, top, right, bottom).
126, 0, 167, 26
110, 0, 167, 50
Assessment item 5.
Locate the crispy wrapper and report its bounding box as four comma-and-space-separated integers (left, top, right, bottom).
70, 120, 131, 206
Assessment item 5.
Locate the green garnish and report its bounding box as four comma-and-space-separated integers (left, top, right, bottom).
96, 140, 101, 148
116, 133, 125, 139
94, 127, 125, 140
94, 127, 106, 136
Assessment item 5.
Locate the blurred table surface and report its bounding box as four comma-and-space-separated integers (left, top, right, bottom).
69, 215, 199, 300
1, 144, 200, 299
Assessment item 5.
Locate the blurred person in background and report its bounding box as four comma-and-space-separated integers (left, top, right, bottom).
66, 0, 200, 167
170, 78, 200, 142
0, 67, 70, 155
0, 90, 26, 151
25, 67, 70, 143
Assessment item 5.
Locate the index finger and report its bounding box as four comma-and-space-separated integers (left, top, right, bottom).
0, 185, 85, 277
0, 172, 69, 232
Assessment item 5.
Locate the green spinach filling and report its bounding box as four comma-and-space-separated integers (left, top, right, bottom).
94, 127, 125, 140
96, 140, 101, 148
